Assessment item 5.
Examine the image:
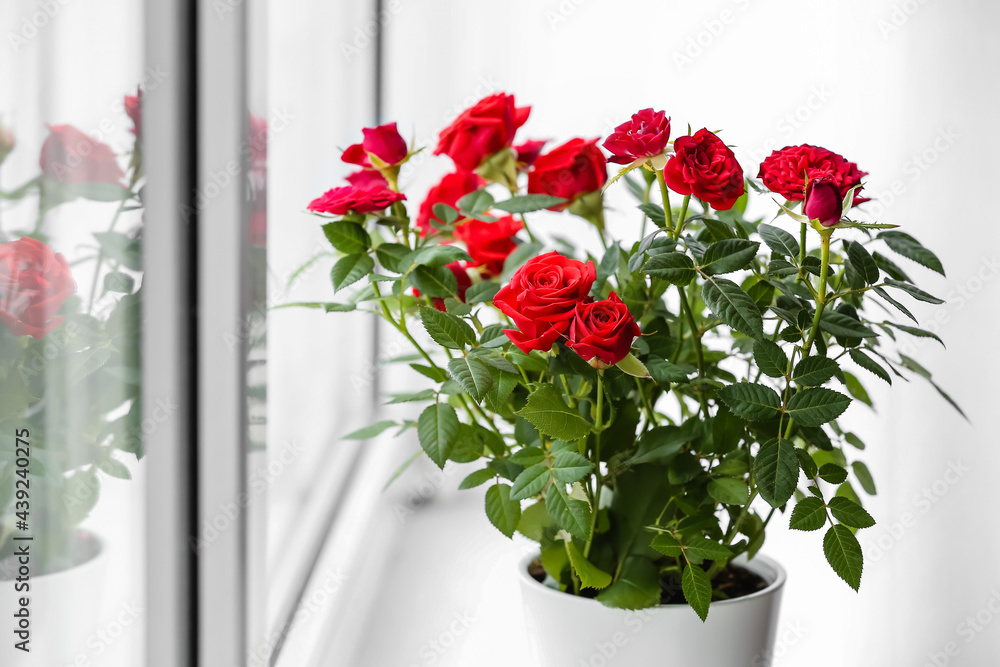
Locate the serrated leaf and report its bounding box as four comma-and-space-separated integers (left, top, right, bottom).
646, 356, 693, 385
515, 384, 593, 441
683, 537, 733, 561
406, 244, 472, 268
872, 251, 912, 281
852, 461, 877, 495
818, 463, 848, 484
484, 368, 518, 413
638, 202, 666, 226
719, 383, 781, 421
758, 223, 800, 258
699, 239, 759, 275
819, 310, 877, 338
417, 403, 459, 468
510, 463, 550, 500
419, 306, 474, 349
650, 533, 682, 557
459, 467, 496, 490
792, 356, 840, 387
457, 189, 495, 215
753, 340, 788, 378
641, 252, 696, 285
331, 253, 374, 291
448, 356, 493, 401
493, 193, 567, 213
502, 241, 545, 278
322, 220, 370, 254
552, 451, 593, 484
702, 277, 764, 339
565, 540, 612, 590
546, 484, 591, 541
849, 349, 891, 385
485, 483, 521, 538
432, 203, 459, 224
824, 524, 864, 590
873, 287, 918, 323
886, 322, 944, 347
465, 281, 500, 304
99, 458, 132, 480
103, 271, 135, 294
596, 557, 661, 610
786, 388, 851, 427
510, 446, 546, 466
879, 231, 944, 276
828, 497, 875, 529
845, 241, 880, 285
342, 419, 397, 440
376, 243, 410, 273
789, 496, 827, 531
708, 477, 750, 505
682, 563, 712, 621
882, 279, 944, 305
754, 438, 799, 507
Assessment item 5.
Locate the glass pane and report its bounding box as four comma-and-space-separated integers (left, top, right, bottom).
0, 2, 145, 664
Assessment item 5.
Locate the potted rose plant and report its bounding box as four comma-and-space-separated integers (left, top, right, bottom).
291, 95, 956, 664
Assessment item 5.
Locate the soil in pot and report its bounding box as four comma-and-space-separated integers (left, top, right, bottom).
527, 559, 768, 604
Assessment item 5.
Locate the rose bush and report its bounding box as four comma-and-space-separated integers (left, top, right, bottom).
40, 124, 124, 185
0, 237, 77, 339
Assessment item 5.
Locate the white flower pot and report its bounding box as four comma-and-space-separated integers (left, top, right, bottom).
0, 530, 108, 666
518, 552, 786, 667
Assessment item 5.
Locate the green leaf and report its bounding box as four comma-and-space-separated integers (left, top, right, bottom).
882, 279, 944, 305
872, 287, 917, 323
493, 193, 567, 213
615, 352, 648, 378
448, 356, 493, 401
682, 563, 712, 622
789, 496, 827, 531
699, 239, 760, 275
702, 277, 764, 339
683, 537, 733, 562
432, 203, 459, 224
786, 388, 852, 427
596, 557, 661, 610
515, 384, 593, 441
650, 533, 682, 557
708, 477, 750, 505
457, 189, 495, 215
758, 223, 800, 258
818, 463, 848, 484
485, 483, 521, 538
510, 463, 550, 501
753, 340, 788, 378
823, 524, 864, 591
872, 251, 912, 282
879, 231, 945, 276
342, 419, 397, 440
792, 356, 840, 387
647, 356, 694, 384
551, 451, 594, 484
845, 241, 880, 285
63, 470, 101, 524
828, 497, 875, 529
718, 383, 781, 421
103, 271, 135, 294
411, 264, 458, 298
419, 306, 475, 349
406, 244, 472, 268
886, 322, 944, 347
331, 253, 374, 291
819, 310, 877, 338
386, 389, 437, 405
510, 446, 546, 466
638, 202, 666, 226
465, 282, 500, 304
417, 403, 459, 468
484, 368, 518, 413
754, 438, 799, 507
322, 220, 370, 254
852, 461, 877, 495
94, 231, 142, 270
98, 458, 132, 480
459, 467, 496, 490
628, 425, 690, 465
546, 484, 592, 541
375, 243, 410, 273
849, 349, 892, 385
641, 252, 696, 285
565, 540, 612, 590
516, 500, 553, 541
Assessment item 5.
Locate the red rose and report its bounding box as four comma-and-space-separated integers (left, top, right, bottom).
415, 262, 474, 312
663, 129, 745, 211
434, 93, 530, 171
803, 177, 844, 227
453, 215, 523, 277
40, 124, 124, 185
306, 185, 405, 215
567, 292, 641, 367
757, 144, 868, 205
345, 168, 388, 189
416, 170, 485, 235
527, 138, 608, 211
514, 139, 547, 170
125, 87, 143, 137
494, 251, 596, 354
603, 109, 671, 164
0, 237, 76, 339
342, 121, 408, 167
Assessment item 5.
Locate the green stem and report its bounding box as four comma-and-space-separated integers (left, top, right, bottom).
802, 232, 832, 357
674, 194, 691, 240
86, 197, 130, 314
656, 170, 674, 233
677, 285, 708, 415
639, 179, 653, 238
583, 372, 604, 559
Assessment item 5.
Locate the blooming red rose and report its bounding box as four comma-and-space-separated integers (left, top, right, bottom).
514, 139, 547, 170
527, 138, 608, 211
345, 168, 389, 189
414, 262, 474, 312
306, 185, 405, 215
343, 121, 408, 167
803, 177, 845, 227
453, 215, 523, 277
416, 170, 485, 235
125, 87, 143, 137
566, 292, 641, 367
494, 251, 596, 354
40, 124, 124, 185
663, 129, 745, 211
434, 93, 530, 171
0, 237, 77, 339
603, 109, 671, 165
757, 144, 868, 205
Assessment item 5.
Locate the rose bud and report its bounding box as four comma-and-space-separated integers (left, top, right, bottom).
513, 139, 547, 170
803, 177, 843, 227
494, 251, 596, 354
434, 93, 530, 172
663, 128, 744, 211
40, 124, 124, 185
0, 237, 77, 339
566, 292, 641, 368
125, 87, 143, 137
342, 121, 409, 168
307, 185, 405, 215
603, 109, 671, 165
757, 144, 868, 205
